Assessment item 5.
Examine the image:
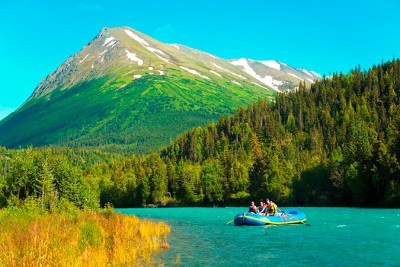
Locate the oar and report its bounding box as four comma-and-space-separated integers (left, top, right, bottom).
278, 208, 311, 226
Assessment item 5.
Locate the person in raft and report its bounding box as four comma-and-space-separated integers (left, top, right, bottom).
248, 201, 257, 213
265, 198, 278, 216
258, 201, 267, 214
258, 200, 265, 214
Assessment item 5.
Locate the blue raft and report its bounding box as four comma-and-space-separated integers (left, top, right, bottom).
233, 209, 307, 226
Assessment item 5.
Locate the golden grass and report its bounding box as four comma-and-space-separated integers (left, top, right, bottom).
0, 208, 170, 266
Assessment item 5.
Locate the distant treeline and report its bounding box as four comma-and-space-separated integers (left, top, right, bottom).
1, 59, 399, 208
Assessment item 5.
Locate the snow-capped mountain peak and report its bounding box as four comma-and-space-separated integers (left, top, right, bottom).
30, 26, 321, 100
260, 60, 281, 70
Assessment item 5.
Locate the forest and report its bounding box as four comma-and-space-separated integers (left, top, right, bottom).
0, 59, 399, 209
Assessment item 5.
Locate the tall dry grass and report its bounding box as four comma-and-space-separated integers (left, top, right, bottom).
0, 208, 170, 266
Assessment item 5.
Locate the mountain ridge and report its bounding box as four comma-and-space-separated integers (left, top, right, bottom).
28, 26, 320, 101
0, 26, 320, 153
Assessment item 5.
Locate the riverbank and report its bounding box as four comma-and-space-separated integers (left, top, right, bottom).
0, 205, 170, 266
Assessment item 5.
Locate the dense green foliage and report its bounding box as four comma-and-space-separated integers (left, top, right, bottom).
0, 147, 175, 209
0, 147, 99, 209
160, 59, 400, 207
1, 60, 399, 208
0, 72, 274, 154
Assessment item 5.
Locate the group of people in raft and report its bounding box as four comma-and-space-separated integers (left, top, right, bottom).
248, 198, 278, 216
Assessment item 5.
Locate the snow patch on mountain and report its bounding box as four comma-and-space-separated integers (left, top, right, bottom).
133, 74, 142, 79
103, 37, 115, 47
99, 50, 107, 55
210, 70, 222, 78
231, 58, 254, 74
106, 40, 117, 48
300, 69, 313, 77
146, 46, 166, 56
231, 58, 281, 92
79, 54, 90, 63
180, 66, 210, 80
288, 73, 303, 80
155, 54, 170, 63
213, 63, 246, 80
125, 49, 143, 66
125, 29, 170, 62
232, 80, 241, 86
260, 60, 281, 70
310, 71, 322, 78
252, 82, 269, 90
263, 76, 284, 90
170, 44, 180, 49
158, 70, 165, 75
125, 29, 149, 46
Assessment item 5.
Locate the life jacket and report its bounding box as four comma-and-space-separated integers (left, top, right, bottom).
267, 202, 277, 213
249, 205, 257, 213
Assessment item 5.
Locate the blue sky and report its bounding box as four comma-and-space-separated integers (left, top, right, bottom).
1, 0, 400, 120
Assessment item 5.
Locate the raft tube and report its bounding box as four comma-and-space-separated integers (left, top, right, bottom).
233, 209, 307, 226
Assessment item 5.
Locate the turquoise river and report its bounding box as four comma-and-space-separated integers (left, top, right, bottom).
116, 207, 400, 266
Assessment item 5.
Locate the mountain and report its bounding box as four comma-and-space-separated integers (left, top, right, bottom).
0, 26, 320, 153
230, 58, 321, 91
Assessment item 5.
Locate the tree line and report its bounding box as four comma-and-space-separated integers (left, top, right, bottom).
1, 59, 399, 209
160, 59, 400, 207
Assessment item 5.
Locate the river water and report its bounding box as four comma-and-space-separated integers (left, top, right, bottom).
116, 207, 400, 266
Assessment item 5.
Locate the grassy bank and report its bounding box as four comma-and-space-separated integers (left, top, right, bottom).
0, 206, 170, 266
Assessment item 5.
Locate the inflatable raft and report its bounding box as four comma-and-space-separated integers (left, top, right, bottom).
233, 209, 307, 226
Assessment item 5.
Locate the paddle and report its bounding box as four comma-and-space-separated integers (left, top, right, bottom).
278, 208, 311, 226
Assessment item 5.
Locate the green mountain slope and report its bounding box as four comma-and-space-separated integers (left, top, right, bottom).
0, 26, 317, 153
2, 74, 273, 153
